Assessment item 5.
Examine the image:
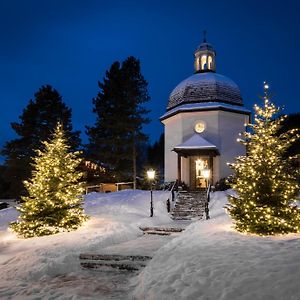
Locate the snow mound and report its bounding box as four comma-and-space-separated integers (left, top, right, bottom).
0, 190, 171, 299
132, 191, 300, 300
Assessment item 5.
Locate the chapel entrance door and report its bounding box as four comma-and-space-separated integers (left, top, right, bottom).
190, 156, 212, 190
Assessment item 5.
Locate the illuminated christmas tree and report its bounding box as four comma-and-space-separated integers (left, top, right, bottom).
10, 123, 87, 238
227, 82, 300, 235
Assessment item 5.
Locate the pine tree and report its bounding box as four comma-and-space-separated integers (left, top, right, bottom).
2, 85, 81, 198
147, 133, 164, 169
121, 57, 150, 188
226, 82, 300, 235
10, 123, 87, 238
86, 57, 150, 186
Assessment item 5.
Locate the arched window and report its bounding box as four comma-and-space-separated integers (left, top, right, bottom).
208, 56, 213, 69
196, 58, 201, 71
201, 55, 207, 70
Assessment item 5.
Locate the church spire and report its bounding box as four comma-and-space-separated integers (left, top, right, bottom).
194, 33, 216, 73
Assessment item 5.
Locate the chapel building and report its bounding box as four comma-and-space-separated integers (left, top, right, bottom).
160, 38, 250, 189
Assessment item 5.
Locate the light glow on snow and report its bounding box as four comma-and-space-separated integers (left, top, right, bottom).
1, 189, 300, 299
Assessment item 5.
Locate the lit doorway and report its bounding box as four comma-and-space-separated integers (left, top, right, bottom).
194, 157, 210, 189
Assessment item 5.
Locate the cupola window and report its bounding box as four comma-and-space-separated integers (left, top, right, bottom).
201, 55, 207, 70
208, 56, 213, 69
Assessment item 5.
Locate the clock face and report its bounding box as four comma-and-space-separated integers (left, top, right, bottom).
194, 121, 205, 133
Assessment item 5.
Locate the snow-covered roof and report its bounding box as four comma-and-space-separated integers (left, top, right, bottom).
160, 102, 251, 121
174, 134, 218, 151
195, 42, 214, 52
167, 72, 243, 110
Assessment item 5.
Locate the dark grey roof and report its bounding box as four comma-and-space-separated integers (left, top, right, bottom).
195, 42, 214, 52
167, 72, 243, 111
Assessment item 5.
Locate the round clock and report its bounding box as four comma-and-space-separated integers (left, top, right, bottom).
194, 121, 206, 133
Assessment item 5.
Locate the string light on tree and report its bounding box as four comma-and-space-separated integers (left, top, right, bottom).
10, 123, 88, 238
226, 82, 300, 235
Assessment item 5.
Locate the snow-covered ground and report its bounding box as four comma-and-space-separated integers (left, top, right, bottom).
133, 191, 300, 300
1, 189, 300, 300
0, 190, 172, 299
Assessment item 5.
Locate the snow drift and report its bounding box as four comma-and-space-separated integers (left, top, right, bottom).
132, 191, 300, 300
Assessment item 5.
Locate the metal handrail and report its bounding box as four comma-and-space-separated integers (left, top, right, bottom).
170, 180, 178, 201
166, 180, 178, 213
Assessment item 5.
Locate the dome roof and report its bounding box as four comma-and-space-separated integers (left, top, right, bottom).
167, 72, 243, 111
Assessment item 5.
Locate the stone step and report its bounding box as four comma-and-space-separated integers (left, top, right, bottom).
177, 197, 206, 199
79, 254, 152, 261
171, 216, 192, 220
172, 191, 206, 221
172, 212, 203, 217
173, 208, 204, 211
142, 230, 171, 236
139, 226, 184, 233
80, 261, 146, 272
172, 215, 203, 220
79, 254, 152, 272
172, 210, 204, 214
174, 206, 205, 210
176, 198, 206, 201
175, 203, 205, 206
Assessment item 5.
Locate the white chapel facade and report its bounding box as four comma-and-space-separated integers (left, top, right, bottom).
160, 38, 250, 189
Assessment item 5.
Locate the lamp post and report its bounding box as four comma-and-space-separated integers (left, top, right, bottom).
147, 169, 155, 217
202, 168, 210, 220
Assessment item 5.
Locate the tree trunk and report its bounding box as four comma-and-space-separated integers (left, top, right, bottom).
133, 137, 136, 190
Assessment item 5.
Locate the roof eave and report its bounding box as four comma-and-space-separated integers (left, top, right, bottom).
160, 104, 251, 122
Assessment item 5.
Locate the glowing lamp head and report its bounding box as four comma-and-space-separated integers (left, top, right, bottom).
147, 169, 155, 180
202, 168, 210, 179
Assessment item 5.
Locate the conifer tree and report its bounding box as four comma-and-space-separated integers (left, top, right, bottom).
10, 123, 87, 238
226, 82, 300, 235
86, 57, 150, 186
2, 85, 81, 198
122, 57, 150, 188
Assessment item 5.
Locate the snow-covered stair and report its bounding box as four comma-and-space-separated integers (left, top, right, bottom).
171, 191, 206, 220
80, 254, 152, 272
139, 226, 185, 236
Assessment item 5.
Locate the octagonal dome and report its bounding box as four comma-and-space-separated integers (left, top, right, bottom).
167, 72, 243, 111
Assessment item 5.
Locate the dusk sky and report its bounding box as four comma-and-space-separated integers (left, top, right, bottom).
0, 0, 300, 151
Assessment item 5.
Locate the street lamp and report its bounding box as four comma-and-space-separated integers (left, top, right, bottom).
147, 169, 155, 217
202, 168, 210, 220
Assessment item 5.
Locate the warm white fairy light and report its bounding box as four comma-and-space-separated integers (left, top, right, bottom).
226, 82, 300, 235
10, 123, 88, 238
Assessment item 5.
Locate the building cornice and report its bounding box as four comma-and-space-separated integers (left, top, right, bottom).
160, 102, 251, 122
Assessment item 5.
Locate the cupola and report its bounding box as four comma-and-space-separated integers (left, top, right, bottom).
194, 32, 216, 73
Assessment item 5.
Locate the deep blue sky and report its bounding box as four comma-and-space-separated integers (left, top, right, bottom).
0, 0, 300, 151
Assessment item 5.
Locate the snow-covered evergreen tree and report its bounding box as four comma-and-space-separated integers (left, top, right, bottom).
10, 123, 87, 238
227, 82, 300, 235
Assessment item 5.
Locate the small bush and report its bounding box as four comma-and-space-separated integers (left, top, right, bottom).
214, 178, 231, 191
